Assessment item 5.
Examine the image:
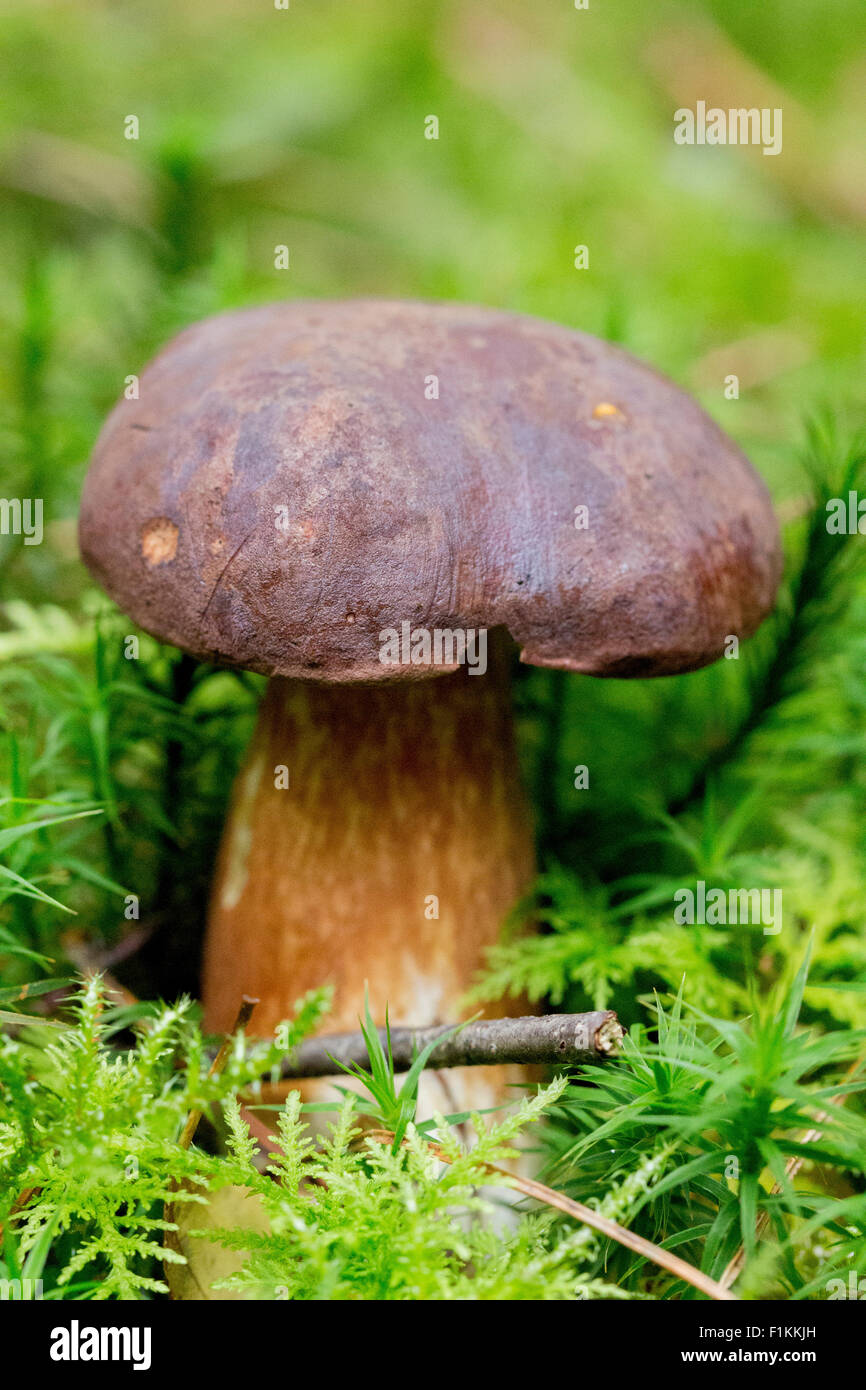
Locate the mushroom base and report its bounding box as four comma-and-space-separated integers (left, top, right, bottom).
203, 630, 536, 1117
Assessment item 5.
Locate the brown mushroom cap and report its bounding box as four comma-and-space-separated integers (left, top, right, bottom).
79, 299, 781, 680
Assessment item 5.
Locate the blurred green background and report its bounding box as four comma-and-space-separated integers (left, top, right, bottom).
2, 0, 864, 535
0, 0, 864, 1013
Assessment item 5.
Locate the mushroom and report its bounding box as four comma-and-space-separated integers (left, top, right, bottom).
78, 299, 781, 1115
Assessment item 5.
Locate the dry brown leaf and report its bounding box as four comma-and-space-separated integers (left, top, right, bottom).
164, 1184, 270, 1301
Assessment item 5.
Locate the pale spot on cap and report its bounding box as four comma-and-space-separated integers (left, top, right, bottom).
141, 517, 178, 567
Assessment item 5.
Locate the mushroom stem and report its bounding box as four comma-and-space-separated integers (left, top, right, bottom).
203, 629, 536, 1113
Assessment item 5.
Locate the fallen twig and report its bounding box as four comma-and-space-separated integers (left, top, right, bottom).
179, 995, 259, 1149
278, 1011, 623, 1080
